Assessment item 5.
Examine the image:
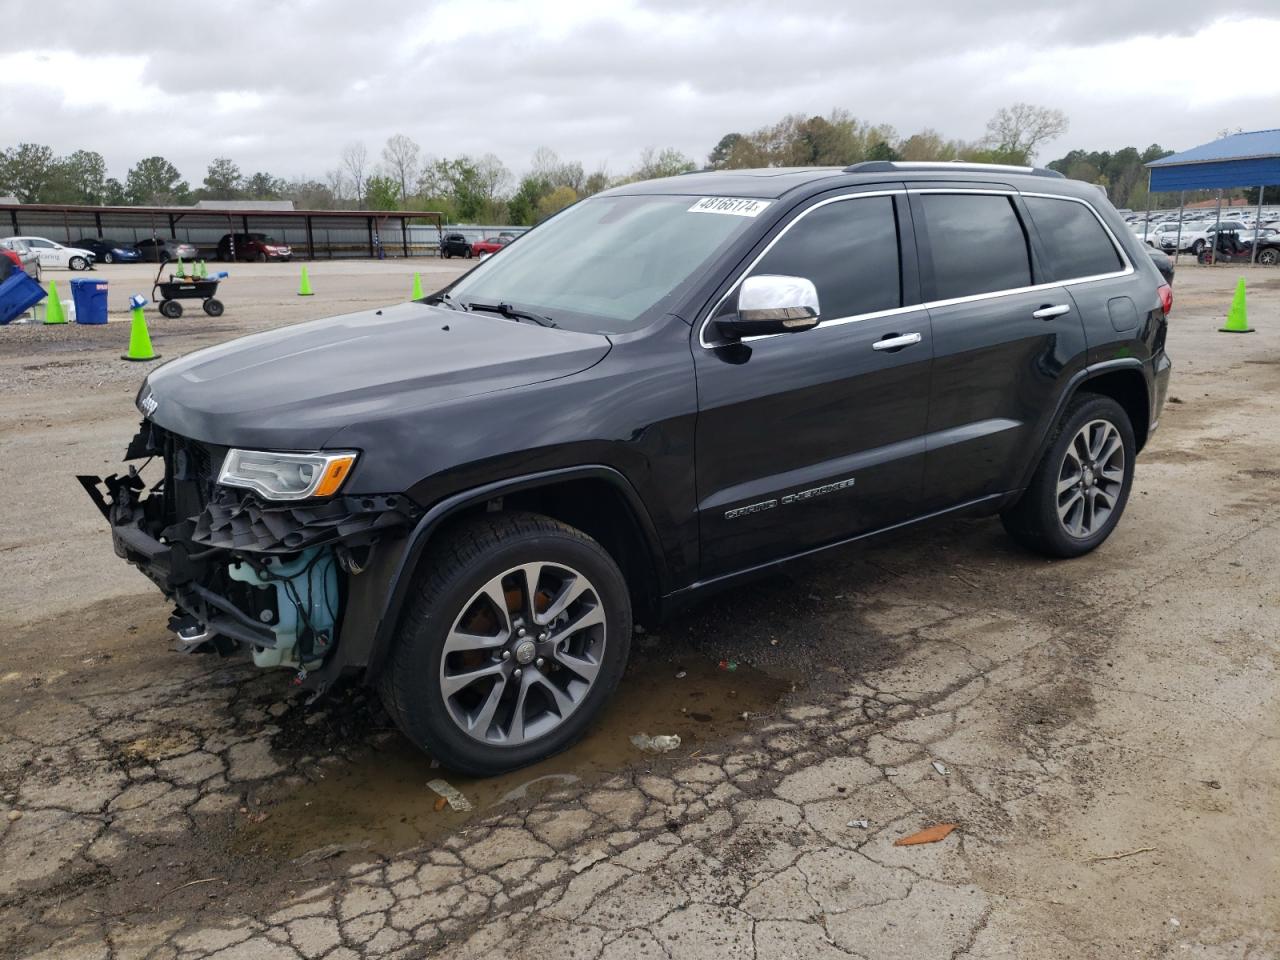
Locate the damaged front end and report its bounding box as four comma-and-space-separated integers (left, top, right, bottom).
79, 420, 419, 689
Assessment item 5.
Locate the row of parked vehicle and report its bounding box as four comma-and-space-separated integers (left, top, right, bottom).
0, 233, 295, 271
438, 232, 517, 258
1127, 216, 1280, 264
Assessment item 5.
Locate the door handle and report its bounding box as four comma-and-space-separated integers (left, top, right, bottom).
1032, 304, 1071, 320
872, 332, 922, 351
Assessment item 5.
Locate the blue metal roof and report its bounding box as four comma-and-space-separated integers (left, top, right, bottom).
1146, 129, 1280, 192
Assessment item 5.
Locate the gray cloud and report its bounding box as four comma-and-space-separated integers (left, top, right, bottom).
1, 0, 1275, 184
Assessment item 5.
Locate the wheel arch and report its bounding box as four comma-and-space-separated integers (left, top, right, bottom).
361, 465, 667, 683
1011, 359, 1151, 497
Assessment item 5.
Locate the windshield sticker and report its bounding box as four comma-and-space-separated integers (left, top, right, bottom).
688, 197, 772, 217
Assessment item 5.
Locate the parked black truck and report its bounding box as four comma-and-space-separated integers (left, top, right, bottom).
81, 162, 1172, 776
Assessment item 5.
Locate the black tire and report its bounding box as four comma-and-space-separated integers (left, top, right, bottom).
256, 251, 268, 263
103, 252, 114, 264
202, 298, 224, 317
1258, 248, 1279, 266
69, 256, 88, 271
1191, 239, 1205, 255
466, 249, 473, 259
1000, 393, 1136, 559
443, 249, 452, 259
380, 512, 632, 777
159, 299, 183, 318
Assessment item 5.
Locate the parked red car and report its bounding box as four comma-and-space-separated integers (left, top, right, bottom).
470, 236, 511, 256
216, 233, 293, 262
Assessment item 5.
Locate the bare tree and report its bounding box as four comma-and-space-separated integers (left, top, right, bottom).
381, 134, 421, 205
324, 168, 349, 204
341, 142, 369, 205
983, 104, 1069, 161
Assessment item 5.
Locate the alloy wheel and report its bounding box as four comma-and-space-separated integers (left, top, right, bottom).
1056, 418, 1125, 539
439, 561, 606, 745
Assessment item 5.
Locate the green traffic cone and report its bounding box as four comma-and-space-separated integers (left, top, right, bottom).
122, 302, 160, 362
176, 257, 186, 278
1220, 277, 1254, 333
43, 280, 66, 324
412, 272, 424, 299
298, 265, 314, 296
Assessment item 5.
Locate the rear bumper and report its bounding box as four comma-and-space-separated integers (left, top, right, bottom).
1150, 350, 1172, 435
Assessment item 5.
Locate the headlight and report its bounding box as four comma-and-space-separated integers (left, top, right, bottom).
217, 449, 358, 500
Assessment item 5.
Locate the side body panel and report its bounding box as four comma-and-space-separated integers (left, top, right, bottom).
691, 189, 936, 577
911, 189, 1090, 509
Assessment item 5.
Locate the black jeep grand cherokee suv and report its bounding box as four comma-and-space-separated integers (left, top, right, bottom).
82, 162, 1172, 776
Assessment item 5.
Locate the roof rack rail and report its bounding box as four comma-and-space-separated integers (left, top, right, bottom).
843, 160, 1065, 179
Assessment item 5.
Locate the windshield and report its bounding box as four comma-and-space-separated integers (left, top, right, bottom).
445, 194, 764, 333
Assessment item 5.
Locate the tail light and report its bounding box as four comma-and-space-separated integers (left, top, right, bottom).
1157, 283, 1173, 316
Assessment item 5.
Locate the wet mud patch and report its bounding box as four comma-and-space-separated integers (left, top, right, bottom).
237, 651, 794, 860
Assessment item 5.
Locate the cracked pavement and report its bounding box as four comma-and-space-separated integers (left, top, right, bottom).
2, 264, 1277, 958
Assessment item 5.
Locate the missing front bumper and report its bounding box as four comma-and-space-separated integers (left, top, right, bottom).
79, 422, 420, 677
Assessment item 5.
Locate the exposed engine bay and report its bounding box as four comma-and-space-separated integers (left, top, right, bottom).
79, 420, 419, 685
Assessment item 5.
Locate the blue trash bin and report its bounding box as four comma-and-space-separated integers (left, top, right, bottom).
0, 270, 47, 325
71, 277, 109, 324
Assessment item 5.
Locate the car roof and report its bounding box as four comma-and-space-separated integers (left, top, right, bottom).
600, 162, 1098, 202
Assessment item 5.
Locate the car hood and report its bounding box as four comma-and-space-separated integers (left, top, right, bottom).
143, 301, 612, 449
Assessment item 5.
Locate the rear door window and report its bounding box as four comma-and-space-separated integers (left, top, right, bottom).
1024, 196, 1124, 280
748, 194, 902, 321
918, 194, 1031, 300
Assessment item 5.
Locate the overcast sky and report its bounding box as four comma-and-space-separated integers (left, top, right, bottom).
2, 0, 1277, 184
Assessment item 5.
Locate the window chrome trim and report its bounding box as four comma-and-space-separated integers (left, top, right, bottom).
1017, 190, 1135, 280
698, 187, 1134, 350
698, 189, 904, 348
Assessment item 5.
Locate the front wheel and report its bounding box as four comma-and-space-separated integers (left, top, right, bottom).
380, 512, 632, 777
202, 298, 224, 317
1191, 239, 1205, 255
69, 256, 88, 270
1000, 393, 1135, 558
159, 299, 183, 318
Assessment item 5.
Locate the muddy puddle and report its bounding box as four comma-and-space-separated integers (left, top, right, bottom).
238, 652, 796, 860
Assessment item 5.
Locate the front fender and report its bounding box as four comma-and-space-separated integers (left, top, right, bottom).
337, 465, 666, 685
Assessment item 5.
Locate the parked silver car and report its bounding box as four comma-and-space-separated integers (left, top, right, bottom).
0, 237, 42, 282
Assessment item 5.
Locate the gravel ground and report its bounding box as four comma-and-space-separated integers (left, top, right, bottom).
1, 262, 1277, 959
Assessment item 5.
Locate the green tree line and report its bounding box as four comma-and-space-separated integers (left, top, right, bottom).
0, 104, 1249, 225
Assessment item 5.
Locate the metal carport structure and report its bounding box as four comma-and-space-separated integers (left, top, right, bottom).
0, 202, 446, 261
1145, 129, 1280, 264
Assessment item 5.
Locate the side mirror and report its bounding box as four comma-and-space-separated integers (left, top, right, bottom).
716, 274, 821, 338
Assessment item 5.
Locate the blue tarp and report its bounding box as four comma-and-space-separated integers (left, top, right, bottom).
1147, 129, 1280, 192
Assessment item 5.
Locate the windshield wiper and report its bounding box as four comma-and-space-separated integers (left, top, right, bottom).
428, 292, 463, 311
464, 300, 557, 327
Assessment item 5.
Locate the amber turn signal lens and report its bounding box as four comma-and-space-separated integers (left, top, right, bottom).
313, 455, 356, 497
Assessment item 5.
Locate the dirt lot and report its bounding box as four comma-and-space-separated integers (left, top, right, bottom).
1, 262, 1277, 959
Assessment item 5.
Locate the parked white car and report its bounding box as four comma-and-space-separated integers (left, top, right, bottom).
1141, 221, 1189, 248
2, 236, 96, 270
1162, 220, 1248, 254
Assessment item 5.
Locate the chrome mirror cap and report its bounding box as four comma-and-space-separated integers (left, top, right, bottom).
718, 274, 821, 338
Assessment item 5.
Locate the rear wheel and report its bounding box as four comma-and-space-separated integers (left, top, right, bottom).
1001, 393, 1135, 558
159, 299, 183, 318
1258, 248, 1279, 266
103, 252, 115, 264
380, 512, 631, 777
202, 298, 224, 317
256, 251, 268, 263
